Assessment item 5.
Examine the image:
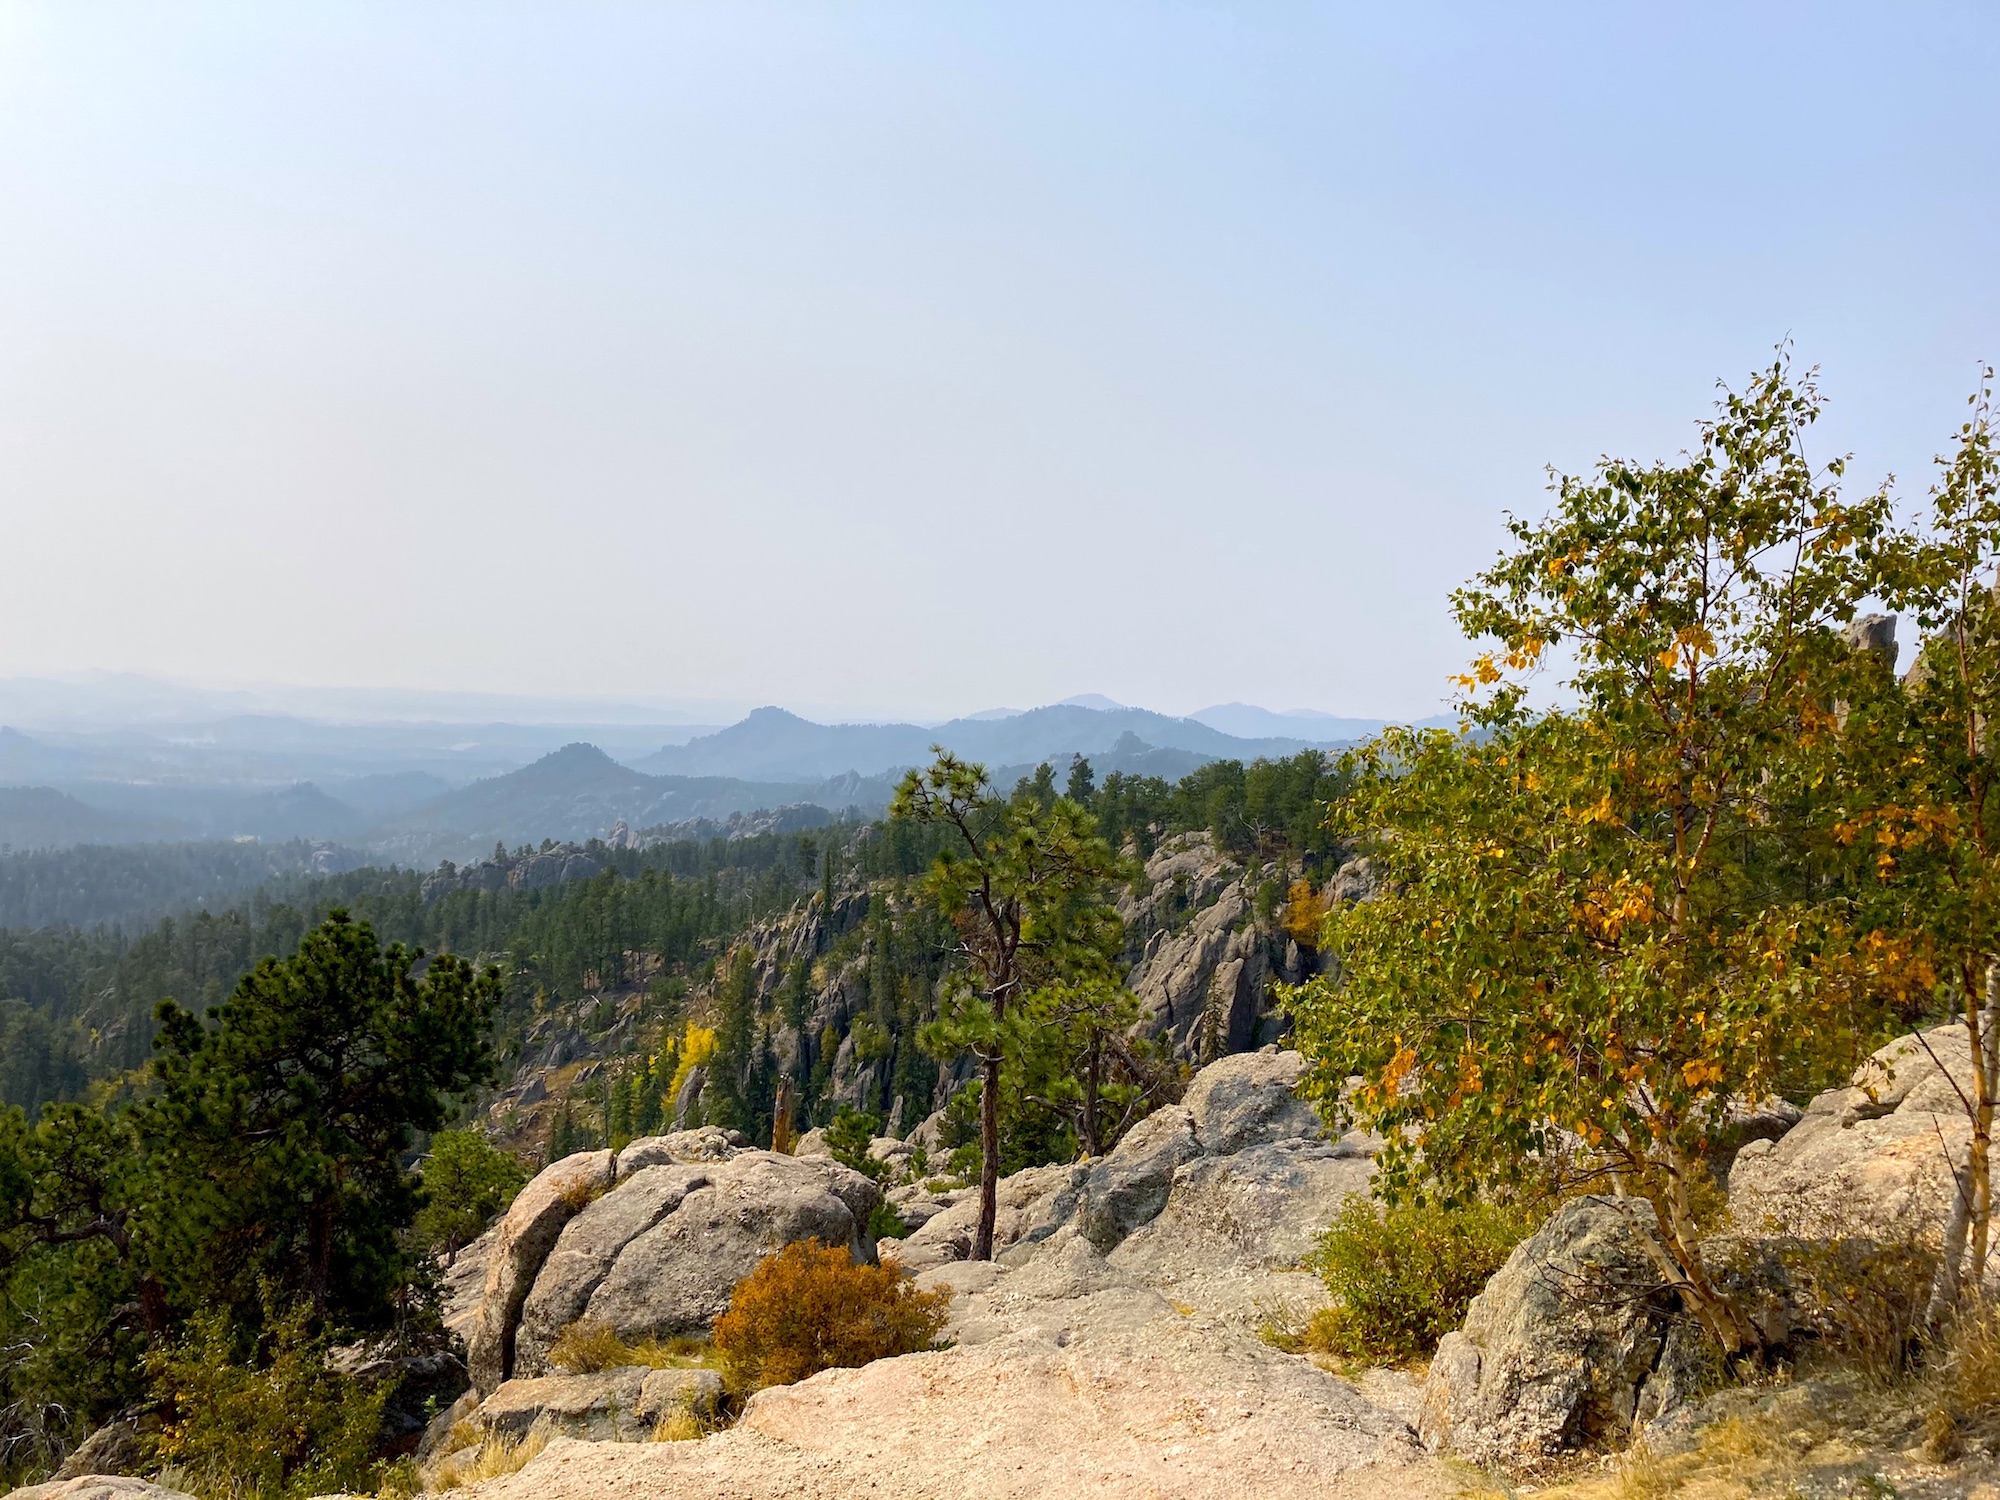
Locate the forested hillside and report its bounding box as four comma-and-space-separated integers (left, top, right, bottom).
0, 838, 367, 931
0, 751, 1343, 1132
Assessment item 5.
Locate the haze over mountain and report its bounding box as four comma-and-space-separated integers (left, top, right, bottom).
0, 787, 161, 850
0, 673, 733, 734
0, 688, 1430, 858
633, 704, 1349, 783
363, 744, 893, 864
1189, 703, 1458, 741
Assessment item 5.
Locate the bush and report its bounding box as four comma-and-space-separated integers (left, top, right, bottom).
148, 1301, 389, 1500
1303, 1196, 1536, 1363
824, 1105, 885, 1180
413, 1130, 528, 1262
711, 1239, 950, 1389
867, 1198, 909, 1241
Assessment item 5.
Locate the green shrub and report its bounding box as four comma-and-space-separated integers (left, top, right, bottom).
413, 1130, 528, 1262
1304, 1196, 1536, 1363
147, 1301, 389, 1500
711, 1239, 950, 1390
824, 1105, 885, 1180
867, 1198, 909, 1241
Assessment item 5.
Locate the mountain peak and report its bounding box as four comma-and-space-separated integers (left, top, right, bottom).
1054, 693, 1127, 712
528, 742, 621, 773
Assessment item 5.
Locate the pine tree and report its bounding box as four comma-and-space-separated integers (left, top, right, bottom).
894, 752, 1126, 1260
606, 1066, 633, 1146
1065, 756, 1095, 806
705, 947, 760, 1134
141, 910, 501, 1326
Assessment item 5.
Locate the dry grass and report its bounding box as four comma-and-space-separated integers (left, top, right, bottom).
648, 1404, 714, 1443
555, 1175, 607, 1212
1919, 1293, 2000, 1460
547, 1317, 716, 1374
431, 1423, 551, 1491
1476, 1378, 1925, 1500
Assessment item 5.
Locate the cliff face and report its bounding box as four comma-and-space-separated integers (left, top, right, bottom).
1118, 833, 1323, 1064
480, 830, 1349, 1158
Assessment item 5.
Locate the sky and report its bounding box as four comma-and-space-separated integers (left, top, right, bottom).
2, 4, 1997, 724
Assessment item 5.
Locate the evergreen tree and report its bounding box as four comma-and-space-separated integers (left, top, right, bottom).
412, 1131, 526, 1264
138, 911, 501, 1327
705, 947, 763, 1136
1065, 755, 1095, 806
894, 751, 1126, 1260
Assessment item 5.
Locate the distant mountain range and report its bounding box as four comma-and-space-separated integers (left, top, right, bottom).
0, 697, 1447, 857
1188, 702, 1454, 740
631, 704, 1347, 782
0, 787, 163, 849
364, 744, 898, 862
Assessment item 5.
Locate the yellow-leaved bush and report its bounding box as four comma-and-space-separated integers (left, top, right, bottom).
711, 1239, 949, 1390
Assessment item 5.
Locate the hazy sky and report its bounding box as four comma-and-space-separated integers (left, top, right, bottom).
3, 4, 1997, 722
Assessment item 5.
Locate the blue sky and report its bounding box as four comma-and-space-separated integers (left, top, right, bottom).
1, 3, 1995, 721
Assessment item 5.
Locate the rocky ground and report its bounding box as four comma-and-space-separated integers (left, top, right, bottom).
436, 1049, 1463, 1500
40, 1018, 2000, 1500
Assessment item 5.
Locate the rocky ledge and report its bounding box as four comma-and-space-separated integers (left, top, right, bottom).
438, 1049, 1458, 1499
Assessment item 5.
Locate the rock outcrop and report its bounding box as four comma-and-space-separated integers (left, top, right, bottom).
11, 1483, 194, 1500
1730, 1022, 1981, 1235
445, 1048, 1442, 1500
443, 1226, 497, 1349
1121, 837, 1286, 1061
1183, 1046, 1327, 1154
513, 1163, 714, 1376
1418, 1197, 1697, 1468
50, 1423, 143, 1483
468, 1135, 880, 1392
472, 1366, 723, 1441
890, 1046, 1378, 1339
423, 844, 605, 901
468, 1150, 617, 1393
888, 1160, 1092, 1270
1074, 1105, 1203, 1250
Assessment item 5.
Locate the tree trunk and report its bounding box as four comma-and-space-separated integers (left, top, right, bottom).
1080, 1030, 1102, 1158
139, 1273, 170, 1345
307, 1195, 336, 1321
1624, 1149, 1765, 1365
1969, 961, 1999, 1286
1927, 960, 2000, 1324
974, 1045, 1001, 1260
1927, 1154, 1975, 1327
772, 1077, 797, 1155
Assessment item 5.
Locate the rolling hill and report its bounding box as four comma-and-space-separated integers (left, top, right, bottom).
631, 704, 1342, 782
0, 787, 164, 849
364, 744, 899, 859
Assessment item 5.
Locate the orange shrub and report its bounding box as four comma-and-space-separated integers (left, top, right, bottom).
712, 1239, 950, 1389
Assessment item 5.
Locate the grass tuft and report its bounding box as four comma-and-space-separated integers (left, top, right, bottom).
432, 1423, 551, 1491
547, 1317, 716, 1374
